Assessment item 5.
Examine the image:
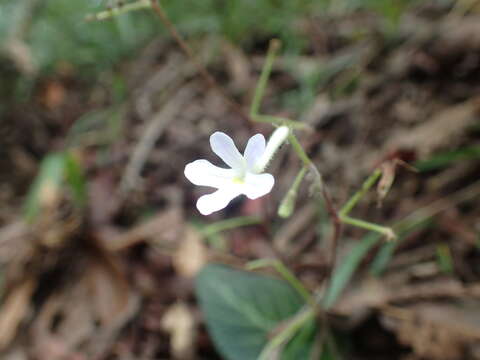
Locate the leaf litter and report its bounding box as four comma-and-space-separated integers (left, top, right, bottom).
0, 1, 480, 359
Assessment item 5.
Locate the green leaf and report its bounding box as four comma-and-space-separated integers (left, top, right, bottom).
281, 317, 318, 359
24, 151, 87, 222
369, 241, 397, 276
64, 152, 87, 209
195, 264, 317, 360
370, 219, 433, 276
24, 152, 66, 221
414, 145, 480, 172
323, 232, 381, 309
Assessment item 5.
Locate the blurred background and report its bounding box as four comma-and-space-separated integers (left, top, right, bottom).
1, 0, 480, 359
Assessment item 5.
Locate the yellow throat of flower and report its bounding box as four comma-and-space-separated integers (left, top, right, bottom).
232, 176, 245, 184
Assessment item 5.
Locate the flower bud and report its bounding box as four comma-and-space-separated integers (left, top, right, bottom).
278, 166, 306, 218
253, 126, 289, 173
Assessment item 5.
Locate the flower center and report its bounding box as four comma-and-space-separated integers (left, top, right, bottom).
232, 176, 245, 184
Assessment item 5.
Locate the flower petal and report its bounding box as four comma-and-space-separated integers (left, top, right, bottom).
196, 188, 242, 215
244, 134, 266, 170
210, 132, 245, 170
184, 159, 235, 188
242, 172, 274, 199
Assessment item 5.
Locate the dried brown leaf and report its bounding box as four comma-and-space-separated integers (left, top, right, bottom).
103, 208, 182, 251
161, 302, 196, 360
0, 278, 35, 349
382, 303, 480, 360
172, 226, 207, 278
387, 99, 480, 157
222, 41, 252, 93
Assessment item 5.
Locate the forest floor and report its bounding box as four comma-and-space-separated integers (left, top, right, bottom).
1, 1, 480, 359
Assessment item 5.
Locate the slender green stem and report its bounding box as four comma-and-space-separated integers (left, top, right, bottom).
289, 133, 311, 166
339, 169, 381, 217
341, 215, 396, 240
250, 39, 281, 117
85, 0, 151, 21
246, 259, 313, 304
258, 307, 316, 360
337, 169, 396, 239
201, 216, 260, 237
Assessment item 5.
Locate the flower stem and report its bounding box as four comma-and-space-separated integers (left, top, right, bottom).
341, 215, 396, 240
249, 42, 306, 129
288, 133, 311, 166
250, 39, 281, 117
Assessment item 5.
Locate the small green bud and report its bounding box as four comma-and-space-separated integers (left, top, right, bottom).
277, 166, 307, 218
253, 126, 289, 173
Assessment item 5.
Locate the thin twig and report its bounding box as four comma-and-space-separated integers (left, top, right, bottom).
119, 86, 195, 195
85, 0, 151, 21
320, 185, 342, 281
149, 0, 252, 128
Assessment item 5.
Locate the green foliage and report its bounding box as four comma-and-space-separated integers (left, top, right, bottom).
361, 0, 418, 29
1, 0, 157, 74
415, 145, 480, 172
369, 219, 433, 276
436, 243, 454, 274
24, 151, 87, 222
369, 240, 397, 276
195, 264, 319, 360
28, 0, 159, 73
323, 232, 381, 309
165, 0, 416, 46
64, 152, 87, 209
280, 319, 318, 358
0, 0, 326, 77
328, 0, 418, 29
163, 0, 322, 51
24, 153, 66, 221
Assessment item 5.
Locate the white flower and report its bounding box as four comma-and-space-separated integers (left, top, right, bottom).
184, 127, 289, 215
